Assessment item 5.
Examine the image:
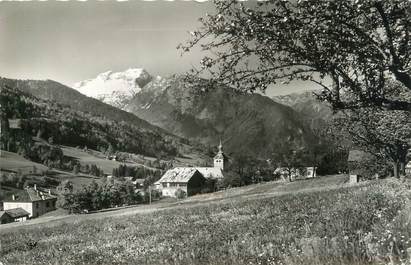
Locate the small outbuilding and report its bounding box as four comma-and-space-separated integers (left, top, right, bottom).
0, 208, 30, 224
0, 211, 13, 224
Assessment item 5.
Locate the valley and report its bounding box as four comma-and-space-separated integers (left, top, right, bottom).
1, 1, 410, 264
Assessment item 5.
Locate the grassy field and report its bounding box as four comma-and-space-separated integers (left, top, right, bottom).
0, 150, 101, 192
60, 146, 151, 174
0, 176, 410, 265
61, 145, 210, 174
0, 151, 48, 174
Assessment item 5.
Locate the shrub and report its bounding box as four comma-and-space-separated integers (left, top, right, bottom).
175, 188, 186, 199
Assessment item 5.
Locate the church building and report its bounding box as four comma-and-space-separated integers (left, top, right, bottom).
156, 141, 226, 198
213, 140, 226, 170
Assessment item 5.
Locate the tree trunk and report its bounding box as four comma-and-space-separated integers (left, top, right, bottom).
392, 161, 399, 178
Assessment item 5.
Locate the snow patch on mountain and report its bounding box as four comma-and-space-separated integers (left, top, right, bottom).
73, 68, 152, 109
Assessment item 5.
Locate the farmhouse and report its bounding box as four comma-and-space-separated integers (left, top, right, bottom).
0, 208, 30, 224
2, 185, 57, 218
157, 142, 225, 197
158, 168, 206, 197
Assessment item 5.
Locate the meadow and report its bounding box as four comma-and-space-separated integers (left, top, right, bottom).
0, 176, 410, 265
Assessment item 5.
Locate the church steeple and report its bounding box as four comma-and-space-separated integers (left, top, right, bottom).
214, 140, 225, 170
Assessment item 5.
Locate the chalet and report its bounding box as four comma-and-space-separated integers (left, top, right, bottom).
157, 142, 225, 198
158, 168, 206, 197
0, 208, 30, 224
2, 185, 57, 218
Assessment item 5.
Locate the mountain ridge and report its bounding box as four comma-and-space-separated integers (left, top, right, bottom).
125, 75, 316, 158
73, 68, 153, 109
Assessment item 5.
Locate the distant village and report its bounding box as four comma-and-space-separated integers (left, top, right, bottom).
1, 139, 411, 225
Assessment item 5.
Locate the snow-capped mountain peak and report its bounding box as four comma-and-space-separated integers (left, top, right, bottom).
73, 68, 153, 110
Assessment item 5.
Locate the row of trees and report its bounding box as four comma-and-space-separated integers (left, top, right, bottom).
0, 173, 28, 189
111, 164, 163, 180
0, 171, 60, 190
57, 179, 145, 213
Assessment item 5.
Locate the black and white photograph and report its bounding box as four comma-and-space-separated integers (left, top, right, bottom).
0, 0, 410, 264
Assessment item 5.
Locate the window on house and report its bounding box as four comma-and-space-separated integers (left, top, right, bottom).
36, 203, 39, 208
46, 202, 50, 208
162, 183, 167, 188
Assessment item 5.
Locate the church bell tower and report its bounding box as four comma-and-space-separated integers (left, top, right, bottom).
213, 140, 225, 170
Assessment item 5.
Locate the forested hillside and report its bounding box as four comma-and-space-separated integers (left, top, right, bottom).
0, 77, 174, 135
0, 85, 181, 159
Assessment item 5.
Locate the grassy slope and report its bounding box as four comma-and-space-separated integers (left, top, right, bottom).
61, 145, 209, 173
60, 146, 155, 174
0, 150, 101, 192
0, 151, 48, 174
0, 146, 208, 194
0, 175, 410, 265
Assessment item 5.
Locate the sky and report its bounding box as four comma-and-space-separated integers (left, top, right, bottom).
0, 1, 317, 96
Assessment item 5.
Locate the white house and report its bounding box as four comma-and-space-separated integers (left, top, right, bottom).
2, 185, 57, 218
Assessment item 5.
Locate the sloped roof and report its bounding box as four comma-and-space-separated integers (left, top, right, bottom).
195, 167, 224, 179
3, 187, 57, 202
0, 211, 7, 218
274, 167, 289, 174
159, 167, 224, 183
5, 208, 30, 218
158, 168, 199, 183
